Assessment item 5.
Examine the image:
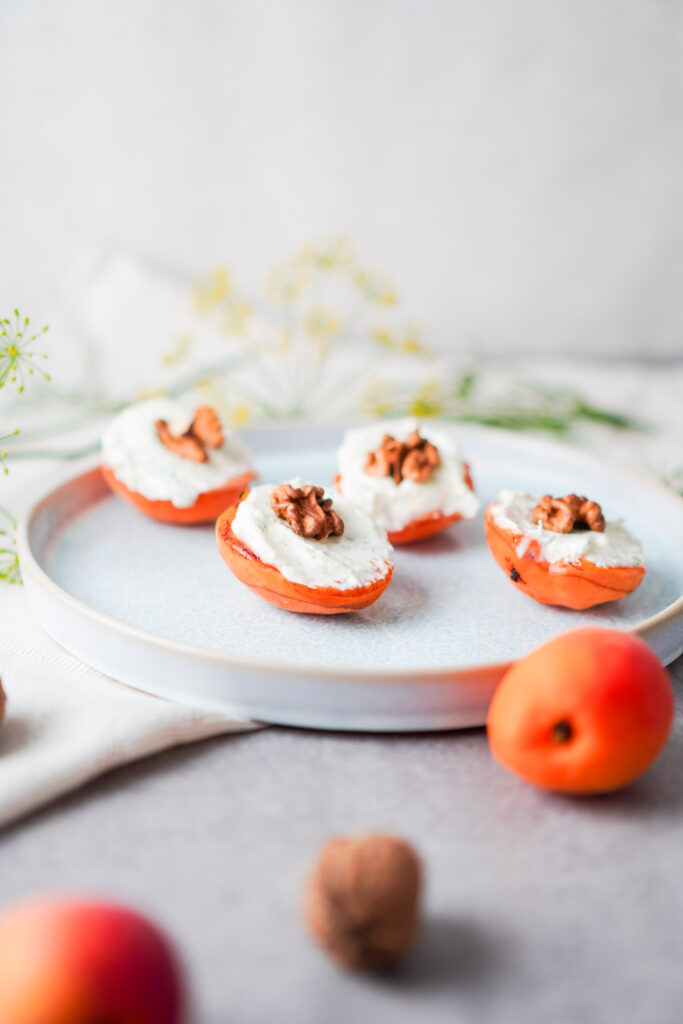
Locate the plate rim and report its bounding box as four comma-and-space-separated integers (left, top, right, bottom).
18, 423, 683, 682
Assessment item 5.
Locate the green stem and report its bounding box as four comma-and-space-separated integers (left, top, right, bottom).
4, 441, 101, 460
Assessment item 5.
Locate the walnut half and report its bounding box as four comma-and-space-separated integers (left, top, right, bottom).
532, 493, 606, 533
365, 429, 440, 485
155, 419, 207, 462
271, 483, 344, 540
155, 405, 223, 462
190, 406, 224, 449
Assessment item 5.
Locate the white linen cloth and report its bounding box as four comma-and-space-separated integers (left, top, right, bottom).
1, 252, 681, 830
0, 582, 259, 830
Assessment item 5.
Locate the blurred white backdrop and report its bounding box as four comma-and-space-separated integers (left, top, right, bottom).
1, 0, 681, 359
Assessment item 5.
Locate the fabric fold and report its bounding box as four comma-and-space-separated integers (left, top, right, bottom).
0, 590, 259, 829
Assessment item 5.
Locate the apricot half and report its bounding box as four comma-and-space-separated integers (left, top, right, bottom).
335, 463, 476, 546
0, 898, 186, 1024
216, 501, 393, 614
102, 464, 255, 524
484, 506, 645, 610
487, 628, 674, 794
385, 509, 465, 545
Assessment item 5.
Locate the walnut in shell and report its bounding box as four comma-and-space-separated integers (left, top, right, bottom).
304, 833, 422, 970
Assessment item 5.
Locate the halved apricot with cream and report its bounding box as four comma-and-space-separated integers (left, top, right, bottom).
335, 419, 479, 545
485, 491, 645, 610
101, 398, 255, 524
216, 480, 394, 614
102, 466, 254, 524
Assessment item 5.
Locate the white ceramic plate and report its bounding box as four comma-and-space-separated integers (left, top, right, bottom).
19, 424, 683, 731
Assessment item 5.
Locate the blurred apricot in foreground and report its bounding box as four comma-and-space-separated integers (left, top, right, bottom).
487, 628, 674, 794
0, 898, 186, 1024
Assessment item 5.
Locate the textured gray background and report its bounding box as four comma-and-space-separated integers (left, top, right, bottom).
0, 656, 681, 1024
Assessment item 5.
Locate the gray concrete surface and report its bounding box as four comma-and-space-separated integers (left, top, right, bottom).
0, 656, 681, 1024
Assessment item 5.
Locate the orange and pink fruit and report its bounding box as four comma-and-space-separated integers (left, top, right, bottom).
487, 628, 674, 793
0, 898, 186, 1024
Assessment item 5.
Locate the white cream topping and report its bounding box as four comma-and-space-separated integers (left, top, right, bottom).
336, 418, 480, 532
489, 490, 645, 569
101, 398, 253, 508
231, 478, 394, 590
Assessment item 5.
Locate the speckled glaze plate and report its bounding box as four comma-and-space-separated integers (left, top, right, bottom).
19, 424, 683, 731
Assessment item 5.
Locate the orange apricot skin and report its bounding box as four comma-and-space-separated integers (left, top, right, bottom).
216, 501, 393, 614
487, 628, 674, 794
334, 462, 476, 546
102, 464, 255, 524
0, 899, 186, 1024
484, 505, 645, 610
386, 510, 464, 544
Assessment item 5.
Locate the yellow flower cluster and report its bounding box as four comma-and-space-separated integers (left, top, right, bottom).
192, 268, 231, 313
179, 238, 432, 423
372, 326, 428, 356
362, 378, 445, 420
0, 311, 50, 394
295, 237, 355, 272
304, 306, 341, 338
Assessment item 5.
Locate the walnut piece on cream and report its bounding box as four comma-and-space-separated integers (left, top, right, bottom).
364, 429, 440, 485
155, 419, 208, 462
190, 406, 224, 449
270, 483, 344, 540
532, 494, 606, 534
155, 405, 224, 463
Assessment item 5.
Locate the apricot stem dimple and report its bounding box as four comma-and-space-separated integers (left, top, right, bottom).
552, 719, 573, 744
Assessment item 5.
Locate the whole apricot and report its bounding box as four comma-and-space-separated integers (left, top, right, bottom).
487, 628, 674, 794
0, 898, 186, 1024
